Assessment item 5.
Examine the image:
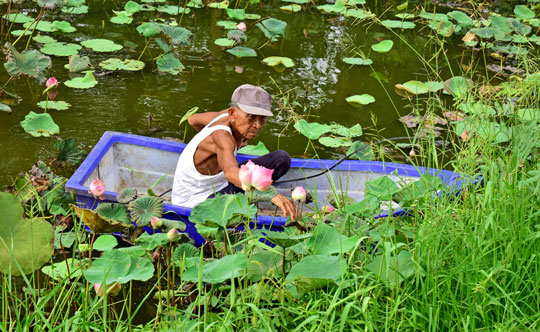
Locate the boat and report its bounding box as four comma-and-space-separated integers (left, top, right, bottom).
66, 131, 468, 246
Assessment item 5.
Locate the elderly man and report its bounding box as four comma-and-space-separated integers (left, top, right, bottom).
172, 84, 297, 220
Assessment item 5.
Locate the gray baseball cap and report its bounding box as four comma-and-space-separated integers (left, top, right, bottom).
231, 84, 273, 117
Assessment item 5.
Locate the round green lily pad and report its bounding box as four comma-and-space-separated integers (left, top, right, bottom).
40, 42, 81, 57
395, 80, 429, 95
64, 71, 98, 89
23, 21, 58, 32
381, 20, 416, 29
20, 111, 60, 137
346, 94, 375, 106
81, 39, 123, 52
217, 20, 239, 29
32, 34, 57, 44
10, 30, 32, 37
99, 58, 145, 71
262, 56, 294, 68
36, 101, 71, 111
343, 57, 373, 66
280, 4, 301, 12
371, 40, 394, 53
61, 5, 89, 14
2, 13, 34, 24
214, 38, 236, 47
226, 46, 257, 58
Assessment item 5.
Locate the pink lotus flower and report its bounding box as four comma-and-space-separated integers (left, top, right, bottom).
151, 250, 160, 262
167, 228, 179, 242
94, 282, 121, 297
239, 160, 256, 191
321, 205, 335, 213
46, 77, 58, 89
461, 130, 469, 141
291, 186, 307, 202
239, 160, 273, 191
237, 22, 247, 32
150, 216, 162, 229
88, 179, 105, 199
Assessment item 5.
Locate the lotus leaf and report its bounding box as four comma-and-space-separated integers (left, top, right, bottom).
447, 10, 473, 27
347, 141, 374, 160
395, 13, 414, 19
157, 52, 184, 74
226, 46, 257, 58
345, 9, 374, 19
139, 4, 157, 11
183, 253, 248, 284
61, 5, 88, 14
238, 141, 270, 155
256, 228, 311, 248
256, 18, 287, 41
443, 76, 472, 99
365, 176, 401, 201
460, 102, 496, 116
66, 54, 91, 72
490, 44, 527, 56
515, 5, 535, 20
489, 16, 512, 34
0, 192, 54, 276
330, 123, 362, 137
226, 8, 245, 20
507, 18, 532, 35
136, 232, 170, 250
158, 25, 193, 45
346, 94, 375, 105
470, 27, 501, 39
187, 0, 204, 8
3, 13, 34, 23
515, 108, 540, 122
394, 175, 444, 209
179, 106, 199, 126
366, 247, 415, 284
64, 71, 98, 89
83, 249, 154, 284
93, 234, 118, 251
261, 56, 294, 69
343, 57, 373, 65
0, 103, 12, 113
118, 246, 147, 258
99, 58, 145, 71
244, 13, 260, 20
217, 20, 239, 29
318, 137, 351, 148
40, 42, 81, 56
307, 223, 359, 255
190, 193, 256, 228
38, 0, 65, 9
41, 259, 82, 280
23, 21, 58, 32
208, 0, 229, 8
52, 20, 76, 33
20, 111, 59, 137
424, 81, 444, 92
395, 81, 429, 95
137, 22, 160, 37
53, 231, 77, 249
246, 250, 282, 281
418, 10, 447, 21
141, 0, 166, 2
82, 39, 123, 52
456, 119, 512, 143
294, 119, 331, 140
280, 4, 301, 12
124, 0, 139, 13
429, 20, 459, 37
317, 4, 345, 14
4, 43, 52, 82
117, 188, 137, 203
110, 11, 133, 24
67, 0, 85, 6
37, 101, 71, 111
285, 255, 345, 297
96, 203, 131, 224
214, 38, 235, 47
282, 0, 308, 3
72, 204, 134, 233
11, 30, 32, 37
371, 40, 393, 53
227, 29, 247, 43
128, 196, 163, 226
157, 5, 191, 15
32, 34, 56, 44
381, 20, 415, 29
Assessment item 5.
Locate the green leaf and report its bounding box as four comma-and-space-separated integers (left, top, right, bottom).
447, 11, 473, 28
227, 29, 247, 43
0, 192, 54, 276
64, 71, 98, 89
93, 234, 118, 251
262, 56, 294, 68
443, 76, 472, 99
280, 4, 301, 12
158, 25, 193, 45
515, 5, 535, 20
2, 13, 34, 24
214, 38, 236, 47
99, 58, 145, 71
96, 203, 131, 224
238, 141, 270, 155
178, 107, 199, 126
137, 22, 160, 37
156, 53, 184, 75
307, 223, 359, 255
157, 5, 191, 15
318, 137, 351, 148
459, 102, 496, 116
365, 176, 401, 201
128, 196, 164, 226
330, 123, 362, 138
117, 188, 137, 203
23, 21, 58, 32
216, 20, 238, 29
247, 250, 282, 282
124, 0, 140, 13
36, 101, 71, 111
424, 81, 444, 92
110, 11, 133, 24
285, 255, 345, 297
183, 253, 248, 284
226, 8, 245, 20
41, 259, 82, 280
208, 0, 229, 9
294, 119, 331, 140
32, 34, 57, 44
73, 205, 134, 233
347, 141, 374, 160
366, 248, 415, 285
395, 80, 429, 95
393, 175, 444, 209
81, 39, 123, 52
20, 111, 59, 137
136, 232, 170, 250
256, 228, 311, 248
343, 57, 373, 66
371, 40, 393, 53
191, 194, 257, 228
256, 18, 287, 42
52, 20, 76, 33
515, 108, 540, 122
40, 42, 81, 57
4, 43, 52, 82
65, 55, 91, 72
381, 20, 416, 29
346, 94, 375, 106
61, 5, 89, 14
83, 249, 154, 284
282, 0, 309, 4
226, 46, 257, 58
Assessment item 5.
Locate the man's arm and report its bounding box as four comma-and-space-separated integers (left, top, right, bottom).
188, 110, 229, 132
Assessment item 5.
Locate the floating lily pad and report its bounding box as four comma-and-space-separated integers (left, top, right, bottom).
183, 253, 248, 284
156, 52, 184, 74
345, 8, 374, 19
238, 141, 270, 155
187, 0, 204, 8
99, 58, 145, 71
515, 5, 535, 20
158, 25, 193, 45
124, 0, 139, 13
208, 0, 229, 9
443, 76, 472, 98
381, 20, 415, 29
343, 57, 373, 65
214, 38, 236, 47
157, 5, 191, 15
20, 111, 59, 137
227, 29, 247, 43
226, 46, 257, 58
395, 81, 429, 95
282, 0, 309, 3
110, 11, 133, 24
294, 120, 331, 140
226, 8, 245, 20
40, 42, 81, 57
93, 234, 118, 251
257, 18, 287, 42
262, 56, 294, 68
447, 10, 473, 28
41, 259, 82, 280
10, 30, 32, 37
424, 81, 444, 92
216, 20, 239, 29
36, 101, 71, 111
330, 123, 362, 137
65, 55, 92, 72
395, 13, 414, 19
2, 13, 34, 23
280, 4, 301, 12
346, 94, 375, 106
137, 22, 160, 37
61, 5, 89, 14
32, 34, 57, 44
64, 71, 98, 89
371, 40, 393, 53
319, 137, 352, 148
81, 39, 123, 52
23, 21, 58, 32
52, 20, 76, 33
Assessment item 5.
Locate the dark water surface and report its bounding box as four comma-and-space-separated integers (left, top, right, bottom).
0, 0, 467, 186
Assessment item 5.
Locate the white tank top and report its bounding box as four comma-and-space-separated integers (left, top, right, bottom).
171, 113, 237, 208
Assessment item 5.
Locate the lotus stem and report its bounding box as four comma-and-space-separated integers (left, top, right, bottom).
282, 246, 286, 276
137, 39, 150, 61
12, 7, 43, 47
178, 0, 189, 27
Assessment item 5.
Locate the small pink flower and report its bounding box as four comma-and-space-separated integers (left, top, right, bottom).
88, 179, 105, 199
251, 165, 273, 192
94, 282, 121, 297
46, 77, 58, 89
150, 216, 162, 229
291, 186, 307, 202
151, 250, 160, 262
237, 22, 247, 32
322, 205, 335, 213
461, 130, 469, 141
167, 228, 179, 242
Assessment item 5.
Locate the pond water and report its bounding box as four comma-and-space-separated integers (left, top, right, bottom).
0, 0, 478, 187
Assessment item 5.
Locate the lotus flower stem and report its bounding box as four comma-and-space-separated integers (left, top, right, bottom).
282, 247, 286, 276
137, 39, 150, 61
12, 7, 43, 48
178, 0, 189, 27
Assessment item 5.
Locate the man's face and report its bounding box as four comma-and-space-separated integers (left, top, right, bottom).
231, 107, 267, 139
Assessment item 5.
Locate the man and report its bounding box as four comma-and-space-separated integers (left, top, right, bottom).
172, 84, 297, 220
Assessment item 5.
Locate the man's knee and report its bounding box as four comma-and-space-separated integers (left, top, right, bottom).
272, 150, 291, 175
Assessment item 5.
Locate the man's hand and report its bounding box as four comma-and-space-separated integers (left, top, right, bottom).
271, 194, 298, 221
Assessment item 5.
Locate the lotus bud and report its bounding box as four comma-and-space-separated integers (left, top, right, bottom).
409, 149, 416, 157
322, 205, 335, 213
78, 243, 90, 253
46, 77, 59, 89
237, 22, 247, 32
150, 216, 162, 229
151, 250, 161, 262
88, 179, 105, 198
167, 228, 179, 242
291, 186, 307, 202
94, 282, 122, 297
461, 130, 469, 141
251, 165, 273, 192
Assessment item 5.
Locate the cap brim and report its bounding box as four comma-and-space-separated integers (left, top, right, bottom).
237, 103, 273, 117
